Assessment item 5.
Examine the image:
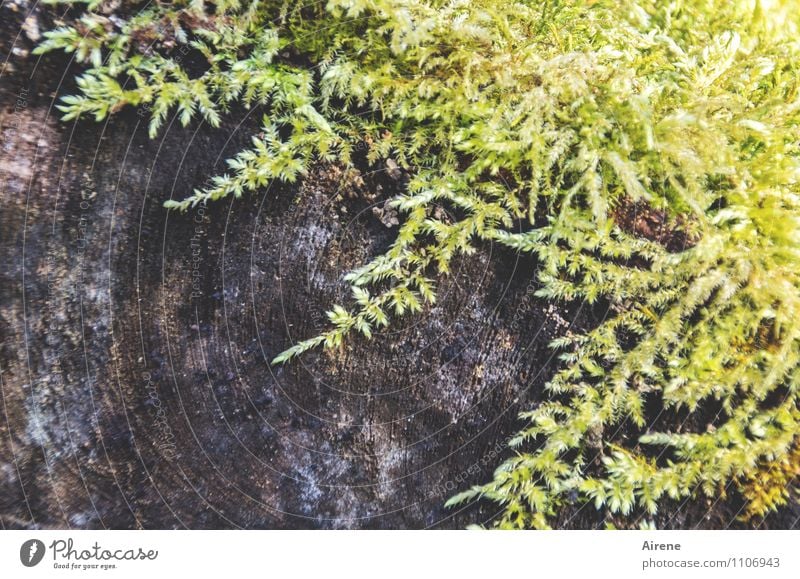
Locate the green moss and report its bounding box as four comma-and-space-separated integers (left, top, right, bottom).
38, 0, 800, 528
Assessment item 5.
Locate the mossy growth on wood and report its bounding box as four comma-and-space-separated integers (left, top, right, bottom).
38, 0, 800, 528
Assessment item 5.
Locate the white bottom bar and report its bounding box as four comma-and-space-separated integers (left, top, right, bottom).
1, 530, 797, 578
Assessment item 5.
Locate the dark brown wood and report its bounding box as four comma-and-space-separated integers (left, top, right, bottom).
1, 4, 796, 530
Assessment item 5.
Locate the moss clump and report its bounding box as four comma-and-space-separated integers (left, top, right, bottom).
39, 0, 800, 528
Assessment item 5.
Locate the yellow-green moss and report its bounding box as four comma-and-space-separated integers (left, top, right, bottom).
39, 0, 800, 528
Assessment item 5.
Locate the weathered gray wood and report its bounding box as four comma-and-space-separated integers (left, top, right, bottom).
1, 5, 796, 529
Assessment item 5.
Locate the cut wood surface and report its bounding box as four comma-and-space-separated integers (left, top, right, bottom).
1, 4, 796, 529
